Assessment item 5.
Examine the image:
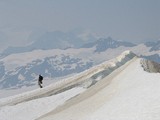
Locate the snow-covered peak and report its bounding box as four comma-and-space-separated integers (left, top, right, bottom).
82, 37, 136, 52
110, 50, 136, 63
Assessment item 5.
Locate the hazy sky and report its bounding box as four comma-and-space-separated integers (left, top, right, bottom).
0, 0, 159, 51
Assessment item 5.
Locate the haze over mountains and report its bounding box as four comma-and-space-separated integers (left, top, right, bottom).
1, 30, 159, 57
1, 30, 96, 56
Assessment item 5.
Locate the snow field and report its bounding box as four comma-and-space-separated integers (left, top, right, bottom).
39, 58, 160, 120
0, 87, 86, 120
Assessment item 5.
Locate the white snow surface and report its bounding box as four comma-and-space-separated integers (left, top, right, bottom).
39, 58, 160, 120
0, 87, 86, 120
0, 51, 160, 120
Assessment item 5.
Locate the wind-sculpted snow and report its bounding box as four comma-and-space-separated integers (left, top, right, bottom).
0, 50, 136, 107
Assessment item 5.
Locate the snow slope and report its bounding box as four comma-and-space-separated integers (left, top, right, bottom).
38, 57, 160, 120
0, 51, 160, 120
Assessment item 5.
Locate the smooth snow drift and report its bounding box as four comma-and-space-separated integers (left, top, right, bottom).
38, 58, 160, 120
0, 51, 160, 120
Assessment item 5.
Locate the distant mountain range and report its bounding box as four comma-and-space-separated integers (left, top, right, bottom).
0, 53, 93, 89
144, 40, 160, 51
82, 37, 136, 52
0, 35, 160, 89
1, 30, 96, 57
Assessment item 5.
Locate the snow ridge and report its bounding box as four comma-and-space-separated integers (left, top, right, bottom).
0, 50, 136, 107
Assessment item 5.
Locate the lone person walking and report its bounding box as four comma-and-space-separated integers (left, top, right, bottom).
38, 74, 43, 88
